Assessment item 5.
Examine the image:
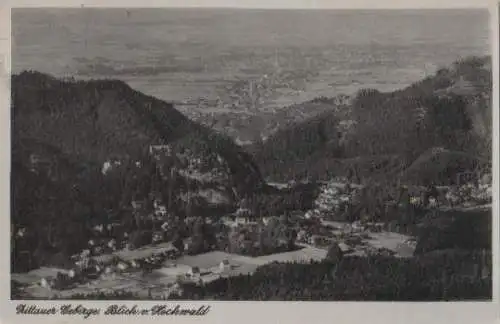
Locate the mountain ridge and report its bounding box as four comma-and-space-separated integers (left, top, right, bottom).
11, 71, 264, 271
250, 55, 492, 184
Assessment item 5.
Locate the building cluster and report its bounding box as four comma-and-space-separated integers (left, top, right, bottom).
445, 174, 492, 207
39, 246, 181, 291
173, 258, 237, 286
305, 181, 357, 220
85, 222, 130, 255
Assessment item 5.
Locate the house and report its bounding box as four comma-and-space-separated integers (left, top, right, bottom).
296, 230, 307, 242
221, 215, 235, 224
106, 223, 118, 233
93, 224, 105, 233
480, 173, 492, 186
188, 266, 201, 277
236, 216, 255, 226
67, 269, 76, 279
101, 159, 122, 175
262, 217, 272, 226
309, 235, 329, 246
16, 227, 27, 238
40, 277, 53, 289
227, 222, 238, 229
117, 262, 129, 271
149, 144, 172, 157
409, 196, 421, 205
428, 197, 438, 208
131, 200, 145, 210
29, 153, 52, 174
75, 259, 85, 269
184, 238, 193, 251
152, 232, 163, 244
155, 205, 168, 217
160, 221, 169, 232
219, 259, 231, 271
351, 221, 364, 231
101, 161, 113, 175
245, 222, 260, 231
107, 239, 117, 249
304, 211, 315, 220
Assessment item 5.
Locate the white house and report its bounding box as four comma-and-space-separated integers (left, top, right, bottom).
219, 259, 231, 271
160, 221, 169, 232
68, 269, 76, 279
155, 205, 168, 217
40, 278, 54, 289
93, 224, 104, 233
304, 211, 314, 219
409, 196, 421, 205
101, 160, 122, 175
296, 230, 307, 242
104, 266, 115, 274
101, 161, 113, 175
16, 228, 27, 238
351, 221, 364, 231
117, 262, 129, 271
131, 200, 145, 210
235, 216, 250, 225
152, 232, 163, 244
262, 217, 272, 225
216, 154, 225, 165
107, 239, 116, 249
40, 278, 49, 288
428, 197, 438, 208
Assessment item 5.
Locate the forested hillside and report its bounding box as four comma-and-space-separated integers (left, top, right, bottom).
11, 71, 264, 272
251, 56, 492, 184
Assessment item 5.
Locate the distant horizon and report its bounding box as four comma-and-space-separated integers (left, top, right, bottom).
12, 7, 489, 107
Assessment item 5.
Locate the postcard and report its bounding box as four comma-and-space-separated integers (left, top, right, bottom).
1, 1, 498, 324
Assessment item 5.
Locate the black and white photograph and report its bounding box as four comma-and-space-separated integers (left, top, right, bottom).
9, 4, 494, 302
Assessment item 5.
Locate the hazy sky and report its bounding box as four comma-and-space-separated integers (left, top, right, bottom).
9, 0, 491, 9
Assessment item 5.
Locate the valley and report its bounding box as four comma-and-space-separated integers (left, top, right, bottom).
11, 55, 493, 301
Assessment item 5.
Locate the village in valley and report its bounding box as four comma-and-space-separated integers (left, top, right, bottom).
11, 140, 493, 299
10, 8, 493, 301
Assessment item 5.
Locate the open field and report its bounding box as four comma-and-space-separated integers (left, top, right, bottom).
11, 267, 70, 285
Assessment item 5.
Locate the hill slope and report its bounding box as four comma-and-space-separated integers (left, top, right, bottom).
250, 56, 492, 184
11, 71, 264, 271
12, 71, 262, 191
